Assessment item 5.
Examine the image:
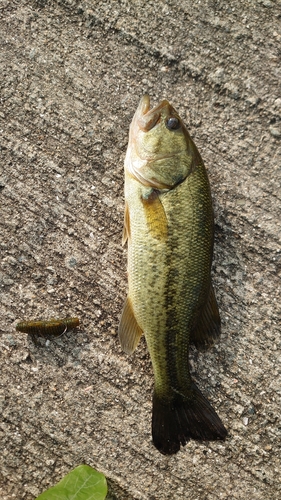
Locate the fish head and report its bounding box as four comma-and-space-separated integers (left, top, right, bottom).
125, 95, 198, 189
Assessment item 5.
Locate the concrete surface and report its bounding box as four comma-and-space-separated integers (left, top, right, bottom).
0, 0, 280, 499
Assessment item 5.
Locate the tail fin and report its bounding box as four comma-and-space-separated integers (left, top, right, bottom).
152, 383, 227, 455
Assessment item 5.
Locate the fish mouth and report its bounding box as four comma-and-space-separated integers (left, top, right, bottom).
132, 95, 180, 162
135, 95, 170, 132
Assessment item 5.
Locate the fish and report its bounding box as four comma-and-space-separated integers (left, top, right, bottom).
16, 317, 80, 343
118, 95, 227, 455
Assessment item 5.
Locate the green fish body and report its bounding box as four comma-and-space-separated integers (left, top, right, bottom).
119, 96, 227, 454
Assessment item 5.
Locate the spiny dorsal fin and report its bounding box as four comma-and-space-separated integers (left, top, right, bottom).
190, 283, 221, 348
118, 296, 143, 354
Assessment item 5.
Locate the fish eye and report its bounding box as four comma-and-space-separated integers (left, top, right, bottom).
166, 117, 180, 130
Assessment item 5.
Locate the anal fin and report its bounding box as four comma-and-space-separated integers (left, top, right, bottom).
190, 283, 221, 348
118, 296, 143, 354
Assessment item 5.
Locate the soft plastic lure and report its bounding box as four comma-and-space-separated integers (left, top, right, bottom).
16, 317, 80, 343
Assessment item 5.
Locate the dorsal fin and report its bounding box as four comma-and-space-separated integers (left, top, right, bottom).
190, 283, 221, 348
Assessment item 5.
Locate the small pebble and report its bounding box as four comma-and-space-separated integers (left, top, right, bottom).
269, 127, 281, 138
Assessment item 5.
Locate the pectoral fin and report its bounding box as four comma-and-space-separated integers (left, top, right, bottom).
122, 201, 130, 246
141, 190, 168, 241
190, 283, 221, 348
118, 296, 143, 354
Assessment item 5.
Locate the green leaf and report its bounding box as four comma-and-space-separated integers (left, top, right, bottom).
36, 464, 107, 500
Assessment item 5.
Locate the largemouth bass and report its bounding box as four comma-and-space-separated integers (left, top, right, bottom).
119, 95, 227, 455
